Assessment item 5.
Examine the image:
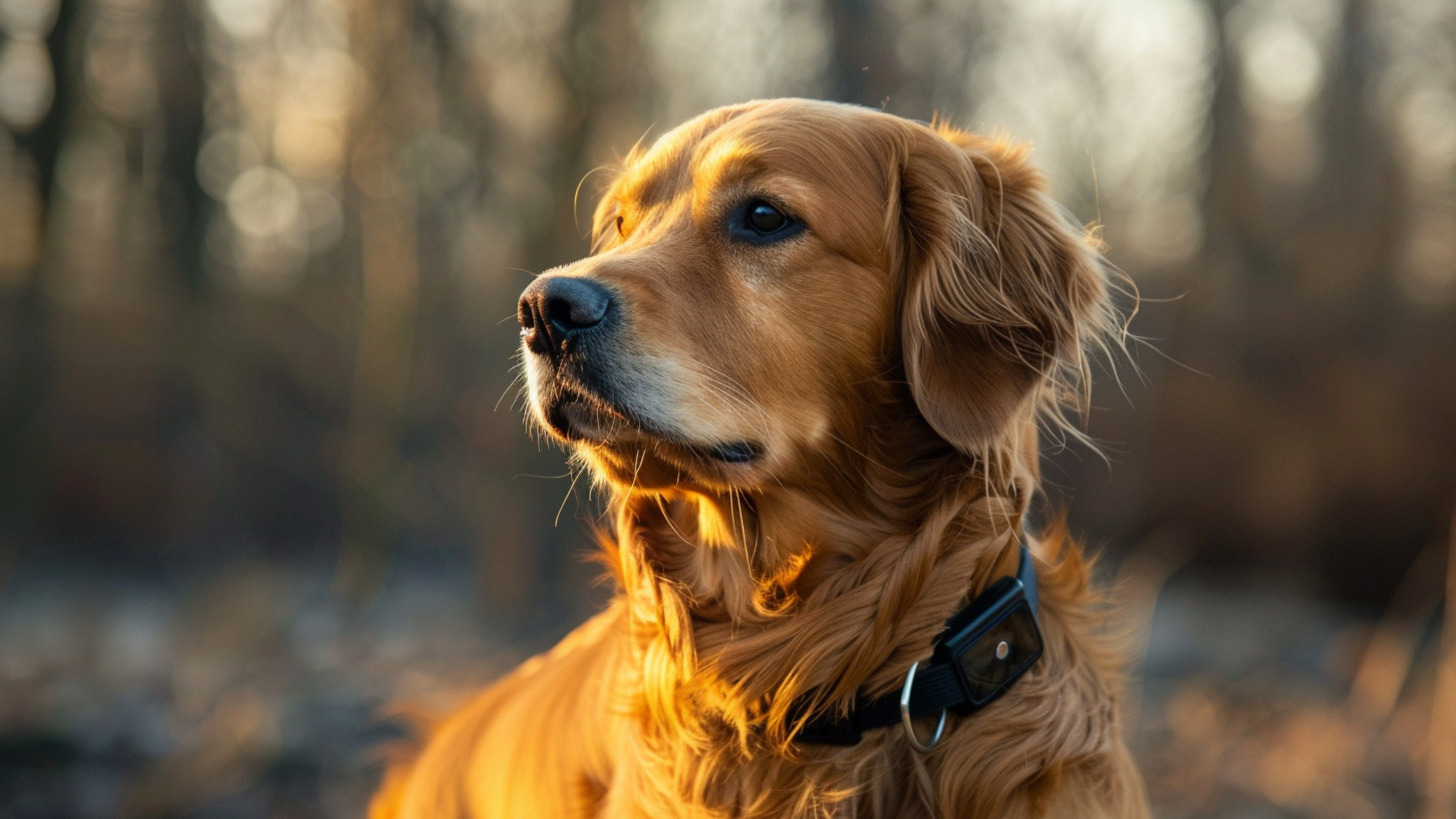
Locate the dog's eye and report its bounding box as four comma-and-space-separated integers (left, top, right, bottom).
748, 202, 787, 233
615, 215, 625, 237
730, 200, 804, 245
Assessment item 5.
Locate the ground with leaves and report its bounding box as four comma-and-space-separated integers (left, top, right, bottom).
0, 550, 1449, 819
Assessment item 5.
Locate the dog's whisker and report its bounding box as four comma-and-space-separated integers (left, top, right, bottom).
554, 464, 585, 528
494, 374, 525, 414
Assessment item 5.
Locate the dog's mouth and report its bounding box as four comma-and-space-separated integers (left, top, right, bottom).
537, 380, 762, 467
543, 387, 625, 443
703, 441, 760, 463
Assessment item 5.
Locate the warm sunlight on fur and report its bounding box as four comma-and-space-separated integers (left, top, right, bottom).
370, 98, 1150, 818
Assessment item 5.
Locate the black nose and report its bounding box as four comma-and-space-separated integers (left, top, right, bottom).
518, 276, 613, 356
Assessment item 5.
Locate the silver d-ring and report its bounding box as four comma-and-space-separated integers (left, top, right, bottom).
899, 660, 947, 753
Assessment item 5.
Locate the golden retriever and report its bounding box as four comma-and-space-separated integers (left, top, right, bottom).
371, 98, 1149, 818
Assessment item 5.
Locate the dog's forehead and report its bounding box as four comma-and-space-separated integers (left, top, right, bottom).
617, 100, 898, 207
614, 107, 743, 208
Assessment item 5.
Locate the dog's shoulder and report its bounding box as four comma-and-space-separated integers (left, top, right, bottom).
370, 604, 630, 819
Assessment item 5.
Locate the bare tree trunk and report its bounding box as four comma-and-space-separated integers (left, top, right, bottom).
337, 0, 423, 600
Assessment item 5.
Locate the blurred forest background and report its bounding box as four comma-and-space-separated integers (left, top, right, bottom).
1, 0, 1454, 816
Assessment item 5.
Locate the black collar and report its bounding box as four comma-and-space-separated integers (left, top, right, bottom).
793, 534, 1043, 746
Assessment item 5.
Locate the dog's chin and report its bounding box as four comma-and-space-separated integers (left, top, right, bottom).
534, 388, 764, 491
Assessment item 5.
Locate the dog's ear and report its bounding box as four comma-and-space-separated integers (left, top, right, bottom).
895, 128, 1111, 456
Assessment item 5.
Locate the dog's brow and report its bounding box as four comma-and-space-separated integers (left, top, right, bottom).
617, 146, 696, 210
693, 139, 759, 188
614, 139, 764, 224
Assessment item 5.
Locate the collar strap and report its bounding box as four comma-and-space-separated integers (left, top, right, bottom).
793, 535, 1043, 746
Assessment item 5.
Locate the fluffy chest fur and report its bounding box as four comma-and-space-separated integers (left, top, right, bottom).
589, 482, 1138, 818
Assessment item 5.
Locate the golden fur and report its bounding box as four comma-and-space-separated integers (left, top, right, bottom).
371, 98, 1149, 818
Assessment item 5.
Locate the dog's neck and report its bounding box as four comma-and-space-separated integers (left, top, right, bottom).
598, 412, 1038, 745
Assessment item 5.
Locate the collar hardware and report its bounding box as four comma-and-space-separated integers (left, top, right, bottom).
794, 535, 1043, 747
899, 660, 947, 753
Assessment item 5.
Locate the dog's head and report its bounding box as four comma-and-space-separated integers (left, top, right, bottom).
517, 99, 1116, 494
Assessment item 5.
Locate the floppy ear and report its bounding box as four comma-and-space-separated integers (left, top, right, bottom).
896, 128, 1112, 455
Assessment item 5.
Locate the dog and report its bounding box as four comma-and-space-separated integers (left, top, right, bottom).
371, 98, 1150, 818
